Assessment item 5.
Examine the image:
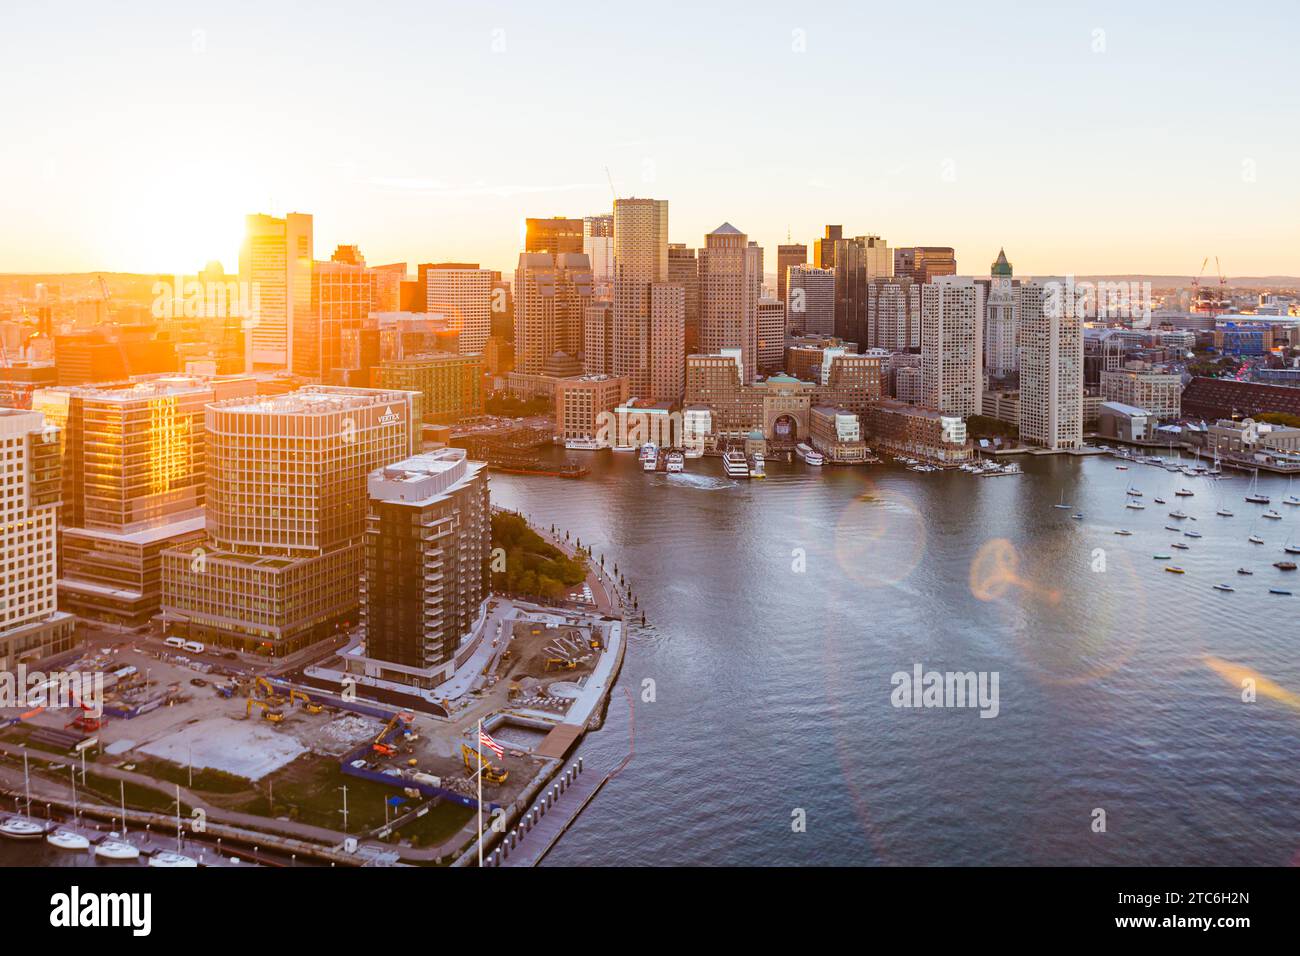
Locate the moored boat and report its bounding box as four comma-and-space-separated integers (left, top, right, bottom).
0, 816, 46, 839
148, 850, 199, 868
721, 449, 750, 479
795, 443, 824, 466
94, 838, 140, 861
46, 828, 90, 850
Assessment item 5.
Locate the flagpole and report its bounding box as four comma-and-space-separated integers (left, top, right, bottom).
477, 717, 483, 868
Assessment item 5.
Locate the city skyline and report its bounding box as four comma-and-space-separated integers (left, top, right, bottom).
3, 1, 1299, 277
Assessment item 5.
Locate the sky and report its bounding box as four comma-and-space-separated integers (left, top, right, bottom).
2, 0, 1298, 278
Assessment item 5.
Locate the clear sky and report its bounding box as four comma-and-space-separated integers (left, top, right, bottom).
2, 0, 1298, 277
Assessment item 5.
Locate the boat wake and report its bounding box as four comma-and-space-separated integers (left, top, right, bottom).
662, 473, 738, 491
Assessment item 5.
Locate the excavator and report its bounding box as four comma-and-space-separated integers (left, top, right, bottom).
544, 657, 577, 672
246, 698, 284, 723
289, 689, 322, 714
460, 744, 508, 785
372, 710, 414, 756
255, 677, 285, 705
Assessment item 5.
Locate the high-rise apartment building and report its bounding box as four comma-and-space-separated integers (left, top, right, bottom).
613, 198, 669, 396
786, 265, 836, 336
1100, 362, 1182, 420
525, 217, 585, 257
757, 297, 787, 376
668, 244, 701, 354
776, 243, 808, 307
358, 448, 490, 688
297, 256, 379, 382
921, 275, 984, 418
0, 409, 75, 673
868, 277, 920, 351
513, 252, 594, 374
423, 265, 493, 355
1018, 279, 1083, 450
698, 223, 760, 383
984, 249, 1019, 379
161, 386, 419, 655
583, 214, 615, 286
240, 212, 313, 370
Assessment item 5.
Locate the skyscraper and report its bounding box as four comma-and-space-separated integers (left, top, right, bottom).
698, 223, 760, 383
526, 217, 585, 257
513, 252, 594, 374
161, 386, 419, 655
298, 253, 379, 382
1018, 278, 1083, 450
757, 297, 787, 376
668, 244, 701, 354
786, 265, 836, 336
649, 283, 686, 403
895, 247, 957, 285
815, 227, 891, 345
921, 275, 984, 418
425, 265, 493, 355
613, 198, 669, 396
776, 243, 808, 307
240, 212, 313, 370
583, 214, 615, 286
0, 408, 75, 673
583, 300, 615, 375
868, 277, 920, 351
359, 448, 490, 688
984, 249, 1019, 379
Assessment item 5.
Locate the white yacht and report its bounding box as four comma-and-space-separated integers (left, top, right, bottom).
640, 443, 659, 472
795, 442, 824, 466
0, 816, 46, 840
95, 838, 141, 861
46, 829, 90, 851
149, 850, 199, 868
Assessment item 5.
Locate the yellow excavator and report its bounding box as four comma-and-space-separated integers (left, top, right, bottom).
255, 677, 285, 705
246, 698, 284, 723
460, 744, 508, 785
544, 657, 576, 672
289, 689, 322, 714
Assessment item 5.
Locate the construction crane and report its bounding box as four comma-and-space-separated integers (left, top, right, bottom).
1191, 257, 1229, 317
460, 744, 508, 785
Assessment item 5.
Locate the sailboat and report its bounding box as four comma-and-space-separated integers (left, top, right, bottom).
1245, 469, 1270, 504
1053, 489, 1073, 510
149, 787, 198, 867
1284, 533, 1300, 556
95, 781, 140, 861
1283, 476, 1299, 506
0, 753, 47, 839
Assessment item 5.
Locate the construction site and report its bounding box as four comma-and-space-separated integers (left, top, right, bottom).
0, 594, 625, 864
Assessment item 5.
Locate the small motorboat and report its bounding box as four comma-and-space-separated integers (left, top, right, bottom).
1126, 488, 1143, 497
1273, 561, 1298, 571
0, 816, 46, 840
1216, 509, 1234, 517
1175, 488, 1195, 497
94, 838, 140, 861
1249, 535, 1265, 544
1126, 502, 1145, 510
1071, 513, 1084, 520
1152, 553, 1172, 560
1165, 525, 1181, 532
1171, 542, 1190, 550
148, 850, 199, 868
46, 829, 90, 851
1116, 465, 1129, 470
1269, 588, 1292, 596
1184, 530, 1203, 538
1165, 566, 1186, 574
1169, 511, 1188, 519
1263, 510, 1283, 520
1154, 497, 1167, 504
1114, 529, 1134, 536
1212, 583, 1235, 592
1237, 568, 1254, 575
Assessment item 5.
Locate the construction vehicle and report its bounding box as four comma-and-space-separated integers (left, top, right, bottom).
289, 689, 322, 714
545, 657, 576, 672
255, 677, 284, 704
245, 699, 284, 723
372, 710, 414, 756
460, 744, 508, 785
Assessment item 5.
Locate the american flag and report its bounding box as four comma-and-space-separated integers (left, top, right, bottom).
479, 728, 504, 760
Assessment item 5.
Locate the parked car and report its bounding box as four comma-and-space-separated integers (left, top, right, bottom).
189, 678, 208, 687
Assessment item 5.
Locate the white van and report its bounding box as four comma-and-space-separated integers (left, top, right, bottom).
182, 641, 205, 655
164, 637, 185, 649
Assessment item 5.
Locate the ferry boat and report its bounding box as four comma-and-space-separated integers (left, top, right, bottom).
665, 450, 684, 473
722, 449, 750, 478
0, 816, 46, 840
640, 443, 659, 471
795, 442, 824, 466
749, 453, 766, 479
1212, 584, 1235, 593
564, 436, 600, 451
